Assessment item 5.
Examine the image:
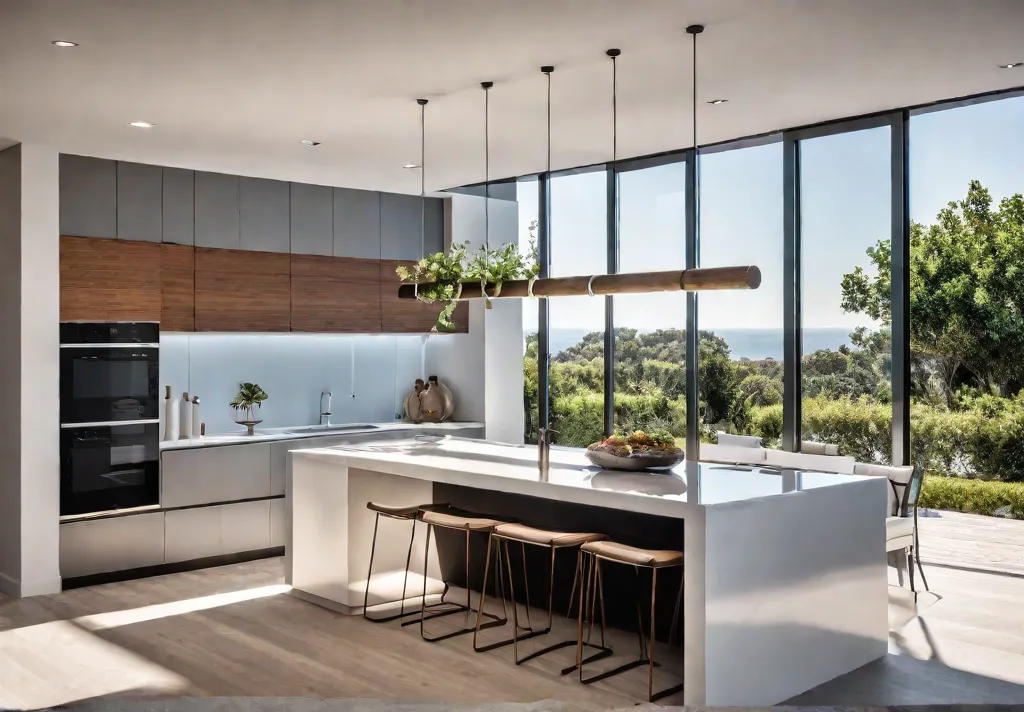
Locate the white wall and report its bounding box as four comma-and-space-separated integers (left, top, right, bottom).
426, 194, 524, 443
160, 333, 437, 434
0, 143, 61, 597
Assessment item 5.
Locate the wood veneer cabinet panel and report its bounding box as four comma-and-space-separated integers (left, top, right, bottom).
60, 236, 161, 322
160, 243, 195, 331
290, 254, 381, 333
195, 248, 290, 331
379, 260, 468, 333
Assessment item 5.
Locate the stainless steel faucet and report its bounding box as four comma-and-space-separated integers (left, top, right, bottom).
537, 427, 556, 478
319, 390, 332, 425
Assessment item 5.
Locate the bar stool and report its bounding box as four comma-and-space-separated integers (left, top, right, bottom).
362, 501, 447, 623
577, 540, 684, 704
473, 523, 613, 672
418, 509, 509, 642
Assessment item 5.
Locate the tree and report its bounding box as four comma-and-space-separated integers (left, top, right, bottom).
841, 181, 1024, 397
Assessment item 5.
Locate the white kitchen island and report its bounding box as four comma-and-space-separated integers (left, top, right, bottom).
286, 437, 888, 707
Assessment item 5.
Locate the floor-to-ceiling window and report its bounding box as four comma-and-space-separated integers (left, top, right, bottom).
799, 125, 892, 464
907, 96, 1024, 487
518, 178, 541, 444
548, 168, 608, 446
698, 141, 784, 446
613, 160, 687, 443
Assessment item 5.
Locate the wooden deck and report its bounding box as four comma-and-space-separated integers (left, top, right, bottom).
1, 513, 1022, 709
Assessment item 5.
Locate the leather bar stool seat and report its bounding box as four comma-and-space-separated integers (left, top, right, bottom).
581, 540, 683, 568
494, 523, 605, 548
421, 510, 503, 531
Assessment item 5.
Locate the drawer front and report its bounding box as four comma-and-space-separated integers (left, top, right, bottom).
165, 500, 271, 563
162, 443, 272, 507
60, 512, 165, 579
270, 498, 287, 549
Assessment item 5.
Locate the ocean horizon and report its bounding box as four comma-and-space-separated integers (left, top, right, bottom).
541, 327, 856, 361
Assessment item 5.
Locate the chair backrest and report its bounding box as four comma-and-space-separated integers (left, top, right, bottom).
852, 462, 916, 516
700, 442, 767, 465
764, 449, 857, 474
801, 440, 840, 456
717, 432, 763, 448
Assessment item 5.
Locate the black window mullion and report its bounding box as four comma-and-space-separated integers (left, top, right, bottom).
537, 174, 551, 436
604, 165, 617, 436
782, 134, 802, 452
891, 111, 911, 466
685, 149, 700, 458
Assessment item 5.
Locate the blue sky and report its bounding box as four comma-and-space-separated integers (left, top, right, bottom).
519, 94, 1024, 335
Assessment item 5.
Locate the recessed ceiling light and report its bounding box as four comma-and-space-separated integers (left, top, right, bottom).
128, 121, 155, 128
51, 40, 78, 47
999, 62, 1023, 69
403, 164, 421, 169
300, 139, 321, 146
706, 99, 728, 105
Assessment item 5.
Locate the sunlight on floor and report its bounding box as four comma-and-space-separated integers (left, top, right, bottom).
0, 584, 290, 708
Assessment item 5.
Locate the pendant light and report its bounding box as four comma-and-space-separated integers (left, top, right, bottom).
481, 80, 493, 300
607, 49, 620, 165
685, 25, 703, 152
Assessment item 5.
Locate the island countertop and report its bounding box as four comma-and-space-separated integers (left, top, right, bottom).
292, 436, 881, 517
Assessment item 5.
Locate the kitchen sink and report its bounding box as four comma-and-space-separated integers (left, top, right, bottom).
284, 424, 380, 435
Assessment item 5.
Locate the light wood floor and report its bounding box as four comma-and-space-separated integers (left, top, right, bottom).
2, 515, 1023, 709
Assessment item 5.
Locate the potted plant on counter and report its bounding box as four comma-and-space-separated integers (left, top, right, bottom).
230, 382, 269, 435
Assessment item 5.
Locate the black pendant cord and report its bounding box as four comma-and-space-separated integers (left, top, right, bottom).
542, 66, 553, 173
416, 98, 428, 299
606, 49, 620, 162
481, 81, 493, 260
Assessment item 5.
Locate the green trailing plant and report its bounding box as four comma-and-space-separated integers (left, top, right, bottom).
396, 224, 540, 332
230, 382, 269, 422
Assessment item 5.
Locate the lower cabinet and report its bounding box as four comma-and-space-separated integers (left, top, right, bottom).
162, 443, 272, 507
164, 500, 272, 564
59, 511, 165, 579
270, 498, 287, 548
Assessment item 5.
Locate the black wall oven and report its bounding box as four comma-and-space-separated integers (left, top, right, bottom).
60, 322, 160, 516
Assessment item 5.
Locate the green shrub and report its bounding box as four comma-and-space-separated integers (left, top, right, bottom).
803, 396, 892, 465
749, 404, 784, 444
550, 392, 604, 447
920, 476, 1024, 518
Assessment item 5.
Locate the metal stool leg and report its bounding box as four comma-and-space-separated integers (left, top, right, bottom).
363, 512, 419, 623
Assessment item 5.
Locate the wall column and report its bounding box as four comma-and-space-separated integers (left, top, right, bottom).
0, 142, 61, 597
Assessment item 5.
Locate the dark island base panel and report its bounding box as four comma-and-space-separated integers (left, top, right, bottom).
61, 547, 284, 591
431, 483, 685, 643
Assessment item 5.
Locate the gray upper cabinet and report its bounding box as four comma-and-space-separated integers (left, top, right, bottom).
60, 154, 117, 238
380, 192, 423, 260
289, 182, 333, 256
240, 177, 290, 253
334, 188, 380, 259
162, 167, 195, 245
116, 161, 163, 242
194, 171, 240, 249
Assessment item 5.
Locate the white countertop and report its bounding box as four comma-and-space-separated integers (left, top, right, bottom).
293, 436, 879, 517
160, 421, 484, 451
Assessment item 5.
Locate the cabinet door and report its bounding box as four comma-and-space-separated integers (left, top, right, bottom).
59, 512, 165, 578
161, 442, 272, 508
290, 183, 333, 256
60, 236, 162, 321
380, 193, 425, 260
160, 243, 195, 331
380, 259, 467, 333
221, 500, 272, 554
116, 161, 162, 242
194, 247, 290, 331
334, 188, 381, 259
240, 177, 289, 253
424, 197, 445, 255
290, 254, 381, 332
194, 171, 240, 249
60, 154, 117, 238
162, 167, 195, 245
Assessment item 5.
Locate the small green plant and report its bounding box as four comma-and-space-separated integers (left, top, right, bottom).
396, 222, 540, 331
230, 382, 269, 422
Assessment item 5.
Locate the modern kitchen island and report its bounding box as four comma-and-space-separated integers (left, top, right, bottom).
286, 437, 888, 707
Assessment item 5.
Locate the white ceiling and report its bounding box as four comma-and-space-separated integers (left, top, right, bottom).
1, 0, 1022, 194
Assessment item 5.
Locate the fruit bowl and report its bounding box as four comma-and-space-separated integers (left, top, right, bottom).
585, 429, 684, 472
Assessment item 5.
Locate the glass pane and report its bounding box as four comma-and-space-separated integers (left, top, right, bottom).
699, 143, 784, 447
909, 96, 1024, 487
548, 169, 608, 447
519, 179, 541, 444
800, 127, 892, 464
614, 162, 687, 445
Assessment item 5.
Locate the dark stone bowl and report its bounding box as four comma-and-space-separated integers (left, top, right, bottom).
585, 448, 685, 472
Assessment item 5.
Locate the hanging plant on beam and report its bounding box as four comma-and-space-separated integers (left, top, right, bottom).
395, 229, 540, 332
